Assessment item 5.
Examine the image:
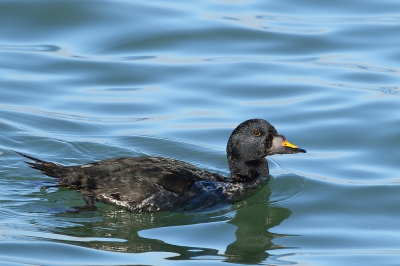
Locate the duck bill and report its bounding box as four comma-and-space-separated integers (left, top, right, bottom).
268, 135, 306, 155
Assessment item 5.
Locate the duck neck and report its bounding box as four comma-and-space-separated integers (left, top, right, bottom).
228, 158, 269, 183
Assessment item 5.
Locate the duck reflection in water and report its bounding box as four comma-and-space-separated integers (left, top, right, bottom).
42, 185, 292, 264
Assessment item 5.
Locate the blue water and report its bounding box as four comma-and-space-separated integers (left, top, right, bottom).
1, 0, 400, 265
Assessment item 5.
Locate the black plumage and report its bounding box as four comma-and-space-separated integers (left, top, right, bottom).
17, 119, 306, 213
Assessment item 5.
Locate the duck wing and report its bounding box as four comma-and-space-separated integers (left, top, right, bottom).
18, 152, 225, 211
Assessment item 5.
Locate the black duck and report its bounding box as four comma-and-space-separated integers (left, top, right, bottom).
17, 119, 306, 213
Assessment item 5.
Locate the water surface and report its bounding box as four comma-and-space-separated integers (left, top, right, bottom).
1, 0, 400, 265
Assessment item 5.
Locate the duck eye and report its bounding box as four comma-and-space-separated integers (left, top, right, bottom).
252, 130, 261, 137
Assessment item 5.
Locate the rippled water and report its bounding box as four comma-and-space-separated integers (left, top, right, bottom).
1, 0, 400, 265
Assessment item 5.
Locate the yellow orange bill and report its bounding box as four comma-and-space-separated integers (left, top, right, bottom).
282, 140, 298, 149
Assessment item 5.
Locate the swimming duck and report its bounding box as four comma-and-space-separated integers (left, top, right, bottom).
17, 119, 305, 213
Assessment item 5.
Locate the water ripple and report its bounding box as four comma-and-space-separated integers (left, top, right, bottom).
0, 105, 149, 124
0, 44, 60, 52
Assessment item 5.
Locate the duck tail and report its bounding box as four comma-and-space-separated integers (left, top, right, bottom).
14, 151, 65, 179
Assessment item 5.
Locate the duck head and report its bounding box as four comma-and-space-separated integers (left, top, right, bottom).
226, 119, 306, 182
